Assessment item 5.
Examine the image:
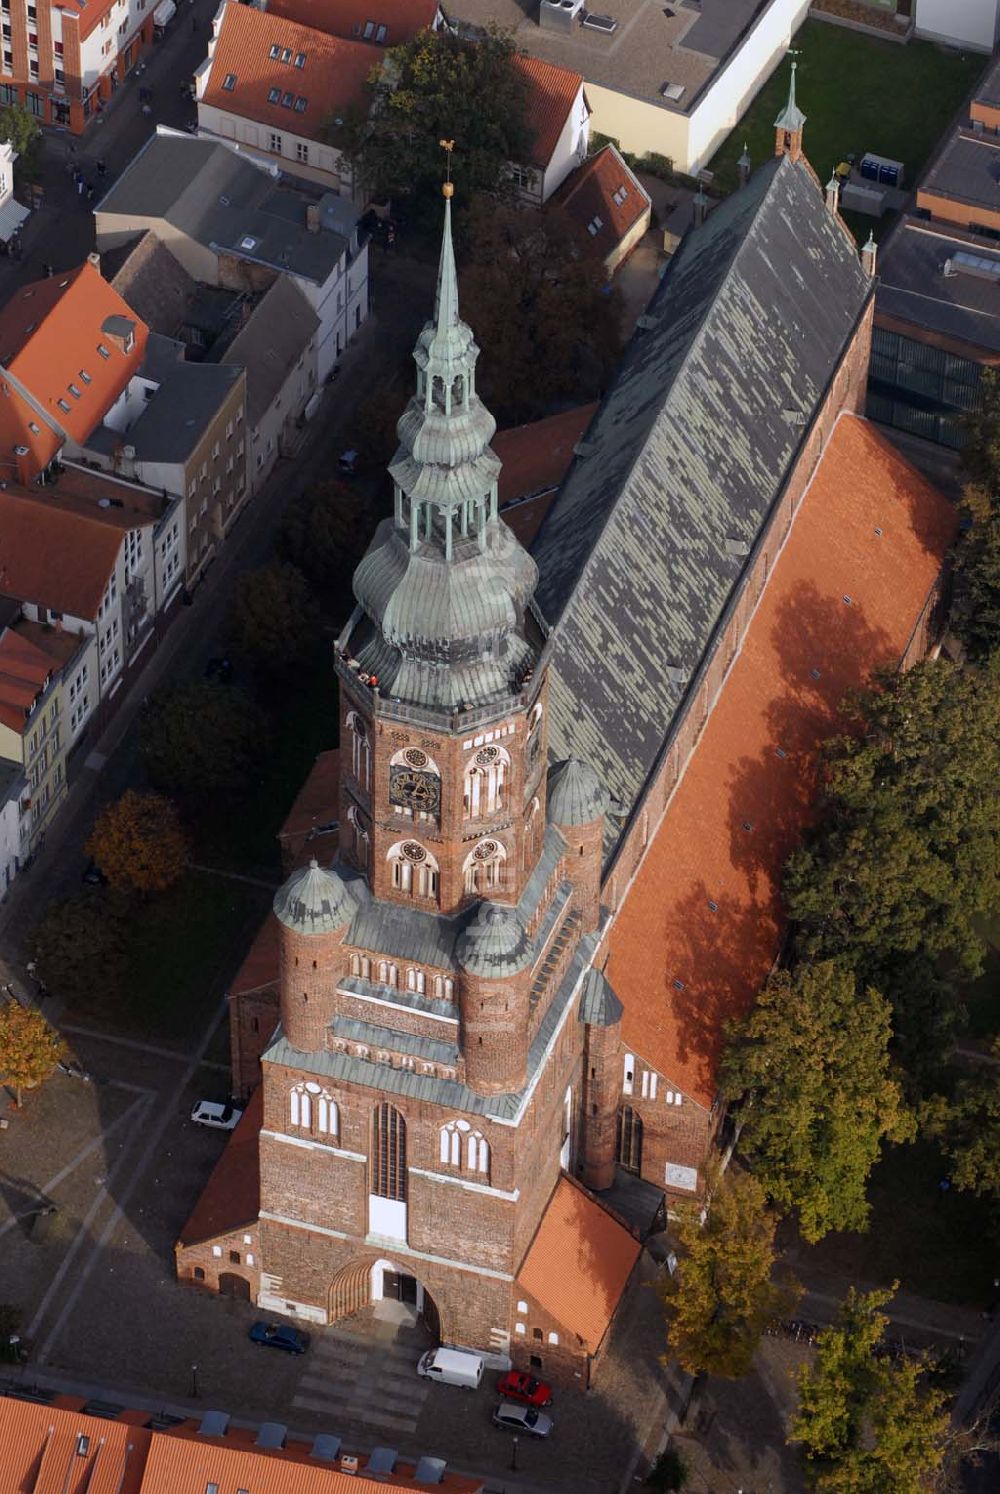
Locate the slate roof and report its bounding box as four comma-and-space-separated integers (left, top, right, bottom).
531, 154, 871, 861
87, 334, 243, 465
875, 218, 1000, 358
333, 1015, 460, 1065
605, 414, 955, 1106
919, 130, 1000, 214
97, 133, 351, 287
221, 273, 319, 427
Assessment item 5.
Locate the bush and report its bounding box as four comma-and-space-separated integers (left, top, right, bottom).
646, 1445, 688, 1492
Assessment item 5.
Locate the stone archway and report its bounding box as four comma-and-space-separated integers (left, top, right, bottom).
326, 1256, 441, 1342
218, 1272, 251, 1301
328, 1259, 372, 1323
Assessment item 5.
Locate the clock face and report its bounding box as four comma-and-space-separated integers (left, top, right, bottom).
390, 767, 441, 814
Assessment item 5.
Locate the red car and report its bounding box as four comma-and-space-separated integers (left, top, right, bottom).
496, 1371, 553, 1408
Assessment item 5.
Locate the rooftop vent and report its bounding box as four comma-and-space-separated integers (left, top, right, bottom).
340, 1453, 360, 1475
367, 1448, 398, 1474
582, 10, 618, 32
240, 235, 258, 251
256, 1422, 287, 1450
636, 313, 657, 330
413, 1456, 447, 1484
664, 664, 688, 686
660, 81, 685, 101
539, 0, 583, 31
782, 408, 808, 427
198, 1411, 230, 1437
724, 537, 750, 557
311, 1433, 343, 1460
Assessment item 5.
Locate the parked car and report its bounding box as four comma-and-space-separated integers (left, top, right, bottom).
190, 1099, 243, 1131
492, 1402, 553, 1438
249, 1322, 309, 1354
496, 1370, 553, 1407
82, 858, 107, 886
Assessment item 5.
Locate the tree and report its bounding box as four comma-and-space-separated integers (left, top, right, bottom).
922, 1046, 1000, 1198
459, 200, 623, 423
784, 659, 1000, 1074
225, 562, 320, 678
658, 1168, 798, 1379
960, 367, 1000, 494
85, 789, 187, 896
140, 681, 269, 805
276, 480, 380, 618
950, 485, 1000, 663
0, 105, 41, 183
0, 1001, 66, 1107
721, 961, 914, 1242
344, 29, 533, 222
27, 891, 129, 1008
790, 1286, 949, 1492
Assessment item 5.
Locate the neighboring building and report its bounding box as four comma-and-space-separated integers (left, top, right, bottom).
176, 102, 953, 1381
553, 144, 651, 272
0, 138, 29, 246
510, 53, 589, 204
262, 0, 441, 41
869, 56, 1000, 449
0, 0, 156, 134
0, 1387, 484, 1492
0, 754, 28, 889
221, 273, 320, 494
96, 130, 370, 380
196, 0, 376, 195
0, 258, 147, 483
493, 402, 598, 545
440, 0, 812, 174
915, 0, 1000, 51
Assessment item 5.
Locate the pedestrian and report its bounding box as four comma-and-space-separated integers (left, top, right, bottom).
86, 182, 95, 202
96, 158, 106, 179
77, 176, 85, 196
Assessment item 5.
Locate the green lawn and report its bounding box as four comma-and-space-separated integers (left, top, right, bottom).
795, 1137, 997, 1308
708, 19, 986, 204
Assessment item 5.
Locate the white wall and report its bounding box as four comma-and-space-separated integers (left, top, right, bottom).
65, 634, 99, 744
245, 333, 318, 496
197, 101, 349, 191
916, 0, 1000, 50
78, 0, 149, 92
301, 242, 369, 381
154, 502, 186, 608
539, 82, 590, 203
686, 0, 812, 172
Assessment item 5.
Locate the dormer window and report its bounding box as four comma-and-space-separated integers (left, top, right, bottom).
222, 72, 237, 91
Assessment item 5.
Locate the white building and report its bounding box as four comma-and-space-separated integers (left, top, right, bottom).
915, 0, 1000, 50
0, 138, 28, 245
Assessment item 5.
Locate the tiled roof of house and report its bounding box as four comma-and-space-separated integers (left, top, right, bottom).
554, 145, 651, 261
107, 231, 199, 338
517, 1174, 639, 1354
267, 0, 439, 45
222, 273, 320, 428
513, 52, 583, 173
494, 403, 597, 547
531, 155, 871, 864
0, 625, 52, 732
177, 1087, 262, 1245
277, 746, 341, 866
202, 2, 377, 144
0, 1396, 151, 1494
0, 485, 123, 620
605, 414, 955, 1106
0, 261, 147, 479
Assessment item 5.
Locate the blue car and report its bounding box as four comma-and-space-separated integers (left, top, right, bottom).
249, 1321, 310, 1354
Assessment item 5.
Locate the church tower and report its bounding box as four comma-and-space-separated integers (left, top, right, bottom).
244, 180, 610, 1358
774, 56, 806, 163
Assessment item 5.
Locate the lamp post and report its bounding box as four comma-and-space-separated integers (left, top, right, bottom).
510, 1434, 518, 1472
190, 1363, 199, 1398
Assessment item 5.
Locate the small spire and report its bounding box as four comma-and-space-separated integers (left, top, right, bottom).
861, 230, 878, 279
774, 53, 806, 134
825, 169, 840, 215
434, 139, 459, 334
737, 141, 751, 187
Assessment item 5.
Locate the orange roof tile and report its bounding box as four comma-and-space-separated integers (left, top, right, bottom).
495, 402, 598, 509
0, 485, 123, 620
267, 0, 439, 44
517, 1175, 639, 1354
177, 1087, 262, 1246
229, 914, 280, 999
0, 262, 147, 481
0, 1397, 150, 1494
606, 415, 956, 1106
278, 747, 341, 866
0, 624, 55, 732
554, 145, 651, 260
513, 53, 584, 172
202, 4, 377, 143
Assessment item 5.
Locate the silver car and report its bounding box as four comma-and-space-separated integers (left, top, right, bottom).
492, 1401, 553, 1438
190, 1099, 243, 1131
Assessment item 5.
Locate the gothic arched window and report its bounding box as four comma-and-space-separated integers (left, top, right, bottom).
439, 1119, 464, 1166
387, 840, 439, 900
467, 1131, 490, 1176
347, 804, 369, 868
617, 1106, 643, 1174
463, 838, 507, 896
432, 974, 455, 1001
463, 745, 510, 819
346, 711, 370, 793
372, 1103, 407, 1200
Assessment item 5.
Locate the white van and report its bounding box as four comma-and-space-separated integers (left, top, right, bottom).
416, 1346, 484, 1390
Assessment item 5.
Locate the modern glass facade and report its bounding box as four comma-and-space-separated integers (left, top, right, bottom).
867, 324, 983, 449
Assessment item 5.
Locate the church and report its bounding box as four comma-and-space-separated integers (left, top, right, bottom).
175, 81, 955, 1386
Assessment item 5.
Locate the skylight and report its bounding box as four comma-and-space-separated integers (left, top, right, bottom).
294, 95, 307, 112
222, 72, 236, 91
281, 90, 294, 107
269, 42, 281, 58
294, 51, 305, 67
267, 86, 280, 103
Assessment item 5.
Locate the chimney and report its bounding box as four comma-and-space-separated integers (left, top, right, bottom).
87, 251, 101, 273
737, 142, 751, 187
306, 203, 321, 234
861, 230, 877, 280
825, 170, 840, 216
692, 185, 709, 228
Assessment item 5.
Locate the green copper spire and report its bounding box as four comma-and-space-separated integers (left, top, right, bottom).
433, 188, 460, 342
774, 57, 806, 134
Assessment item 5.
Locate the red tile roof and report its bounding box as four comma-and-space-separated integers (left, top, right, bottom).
278, 746, 341, 867
0, 1396, 151, 1494
495, 403, 598, 547
554, 145, 651, 260
0, 485, 123, 621
177, 1087, 262, 1246
202, 4, 377, 143
514, 53, 584, 173
229, 915, 280, 999
605, 415, 956, 1106
517, 1175, 639, 1354
0, 625, 52, 733
267, 0, 439, 45
0, 262, 147, 481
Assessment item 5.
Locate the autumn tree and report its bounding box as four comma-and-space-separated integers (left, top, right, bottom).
790, 1286, 949, 1492
0, 1001, 66, 1106
140, 681, 268, 805
721, 960, 914, 1242
28, 891, 129, 1008
225, 562, 320, 678
85, 789, 187, 896
922, 1046, 1000, 1198
459, 199, 623, 423
950, 485, 1000, 662
345, 29, 533, 222
784, 659, 1000, 1075
276, 480, 381, 619
658, 1168, 798, 1380
961, 367, 1000, 495
0, 105, 41, 182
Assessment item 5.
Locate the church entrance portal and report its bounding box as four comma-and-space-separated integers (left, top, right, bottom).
326, 1258, 440, 1342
